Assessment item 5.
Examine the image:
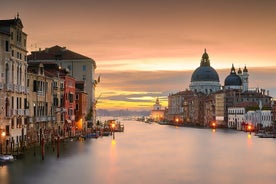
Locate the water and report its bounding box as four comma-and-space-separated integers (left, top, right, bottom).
1, 120, 276, 184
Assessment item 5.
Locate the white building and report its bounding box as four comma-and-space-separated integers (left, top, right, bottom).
228, 107, 246, 130
246, 110, 272, 128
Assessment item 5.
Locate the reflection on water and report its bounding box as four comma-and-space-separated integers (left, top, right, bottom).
1, 120, 276, 184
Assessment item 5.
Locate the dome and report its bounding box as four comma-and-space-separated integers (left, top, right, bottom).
224, 64, 242, 86
191, 66, 220, 82
191, 49, 219, 82
224, 74, 242, 86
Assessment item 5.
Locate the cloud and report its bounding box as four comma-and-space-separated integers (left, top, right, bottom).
96, 66, 276, 110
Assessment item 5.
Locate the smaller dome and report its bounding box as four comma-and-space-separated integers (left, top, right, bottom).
224, 64, 242, 86
224, 74, 242, 86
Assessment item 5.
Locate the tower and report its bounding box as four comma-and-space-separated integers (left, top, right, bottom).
241, 66, 249, 91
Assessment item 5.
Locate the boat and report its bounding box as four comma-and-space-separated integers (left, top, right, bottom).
0, 154, 15, 164
257, 132, 276, 138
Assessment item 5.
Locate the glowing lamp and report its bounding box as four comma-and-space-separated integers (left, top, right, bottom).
112, 123, 115, 129
1, 131, 5, 137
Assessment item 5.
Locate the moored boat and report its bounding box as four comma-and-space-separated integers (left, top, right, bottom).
0, 154, 15, 164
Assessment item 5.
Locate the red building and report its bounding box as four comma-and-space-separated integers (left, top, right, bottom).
75, 81, 88, 134
62, 74, 76, 137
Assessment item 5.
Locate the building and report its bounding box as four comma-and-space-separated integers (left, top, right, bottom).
27, 63, 56, 144
167, 49, 273, 129
150, 98, 165, 122
0, 14, 28, 152
27, 45, 97, 123
75, 81, 88, 133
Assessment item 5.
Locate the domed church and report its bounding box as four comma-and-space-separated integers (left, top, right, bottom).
224, 64, 249, 91
189, 49, 221, 94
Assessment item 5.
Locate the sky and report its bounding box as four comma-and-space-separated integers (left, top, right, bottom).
1, 0, 276, 110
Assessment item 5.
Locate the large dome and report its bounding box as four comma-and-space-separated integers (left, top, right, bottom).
224, 64, 242, 86
191, 66, 219, 82
191, 49, 219, 82
189, 49, 221, 94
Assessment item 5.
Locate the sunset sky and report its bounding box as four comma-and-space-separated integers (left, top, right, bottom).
2, 0, 276, 110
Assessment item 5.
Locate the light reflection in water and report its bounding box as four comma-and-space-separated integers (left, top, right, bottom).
0, 165, 9, 184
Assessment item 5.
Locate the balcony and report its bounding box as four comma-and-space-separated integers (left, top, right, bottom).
11, 109, 17, 115
6, 83, 13, 91
25, 109, 30, 116
14, 84, 19, 92
18, 109, 24, 116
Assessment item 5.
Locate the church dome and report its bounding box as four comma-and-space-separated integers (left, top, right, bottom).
224, 64, 242, 86
191, 49, 219, 82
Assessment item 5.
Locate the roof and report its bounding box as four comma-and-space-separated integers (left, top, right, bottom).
28, 45, 92, 60
0, 14, 24, 32
191, 50, 220, 82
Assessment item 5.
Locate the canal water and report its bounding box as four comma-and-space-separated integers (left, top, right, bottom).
1, 119, 276, 184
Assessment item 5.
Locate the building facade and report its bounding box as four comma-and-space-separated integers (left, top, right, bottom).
150, 98, 165, 122
0, 14, 28, 152
27, 45, 97, 123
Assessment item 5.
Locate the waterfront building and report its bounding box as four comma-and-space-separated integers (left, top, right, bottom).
246, 110, 272, 129
228, 107, 246, 130
150, 98, 165, 122
28, 46, 97, 123
167, 91, 192, 123
189, 49, 221, 94
167, 50, 273, 129
0, 14, 28, 152
27, 63, 56, 144
75, 81, 88, 132
204, 92, 226, 127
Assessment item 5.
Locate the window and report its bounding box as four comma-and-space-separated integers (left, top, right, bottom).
83, 75, 86, 81
76, 104, 79, 111
53, 94, 59, 106
12, 50, 14, 56
27, 79, 30, 87
82, 65, 86, 71
60, 82, 64, 90
5, 40, 9, 51
67, 65, 71, 71
69, 93, 74, 103
76, 94, 79, 100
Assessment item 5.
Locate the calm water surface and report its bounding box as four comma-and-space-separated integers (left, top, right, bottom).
1, 120, 276, 184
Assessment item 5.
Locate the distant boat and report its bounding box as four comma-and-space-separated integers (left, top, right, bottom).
257, 131, 276, 138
